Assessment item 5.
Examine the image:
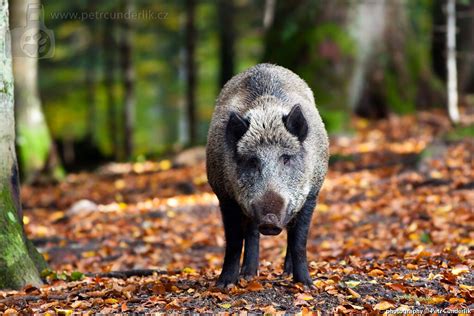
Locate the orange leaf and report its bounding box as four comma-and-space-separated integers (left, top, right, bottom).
247, 280, 264, 292
368, 269, 385, 277
347, 288, 361, 299
104, 298, 119, 304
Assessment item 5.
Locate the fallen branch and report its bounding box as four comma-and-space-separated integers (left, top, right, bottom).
85, 269, 179, 279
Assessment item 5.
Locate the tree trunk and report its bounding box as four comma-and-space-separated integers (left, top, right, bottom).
218, 0, 235, 88
85, 0, 97, 143
10, 0, 63, 182
446, 0, 460, 123
185, 0, 197, 146
120, 0, 135, 160
457, 1, 474, 94
103, 19, 120, 160
0, 0, 46, 289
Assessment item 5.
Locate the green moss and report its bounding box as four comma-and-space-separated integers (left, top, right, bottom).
0, 186, 43, 289
17, 123, 51, 180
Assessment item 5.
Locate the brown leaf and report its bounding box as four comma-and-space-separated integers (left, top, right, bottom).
247, 280, 264, 292
386, 283, 407, 292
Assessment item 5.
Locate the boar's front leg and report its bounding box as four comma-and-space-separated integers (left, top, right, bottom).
217, 199, 244, 288
241, 220, 259, 279
286, 189, 317, 286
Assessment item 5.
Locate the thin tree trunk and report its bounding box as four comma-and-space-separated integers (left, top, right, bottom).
185, 0, 197, 146
85, 0, 97, 143
10, 0, 63, 182
0, 0, 46, 289
263, 0, 276, 31
218, 0, 235, 88
103, 19, 120, 160
446, 0, 460, 123
347, 0, 386, 113
120, 0, 135, 160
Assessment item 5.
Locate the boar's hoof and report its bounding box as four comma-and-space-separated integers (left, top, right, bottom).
294, 275, 314, 288
258, 214, 282, 235
216, 275, 238, 289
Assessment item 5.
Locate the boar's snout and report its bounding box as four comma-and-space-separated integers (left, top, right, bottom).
252, 190, 285, 236
258, 214, 283, 235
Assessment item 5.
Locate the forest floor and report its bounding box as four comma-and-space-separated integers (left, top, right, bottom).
0, 110, 473, 314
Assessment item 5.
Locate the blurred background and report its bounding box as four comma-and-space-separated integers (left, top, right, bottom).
8, 0, 474, 182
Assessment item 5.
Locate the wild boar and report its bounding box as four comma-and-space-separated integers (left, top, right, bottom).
206, 63, 329, 287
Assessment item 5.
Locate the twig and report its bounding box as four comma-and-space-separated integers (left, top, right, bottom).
85, 269, 179, 279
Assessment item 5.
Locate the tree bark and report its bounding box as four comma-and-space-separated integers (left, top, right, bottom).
85, 0, 98, 143
10, 0, 63, 182
446, 0, 460, 123
185, 0, 197, 146
120, 0, 135, 160
263, 0, 276, 31
218, 0, 235, 88
103, 18, 120, 160
0, 0, 46, 289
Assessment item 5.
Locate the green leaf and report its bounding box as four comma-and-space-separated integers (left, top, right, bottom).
420, 232, 432, 244
70, 271, 84, 281
40, 268, 54, 278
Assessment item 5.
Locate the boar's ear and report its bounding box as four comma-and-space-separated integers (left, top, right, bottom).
283, 104, 308, 142
226, 112, 250, 146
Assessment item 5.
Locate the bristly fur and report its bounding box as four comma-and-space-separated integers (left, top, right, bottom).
237, 96, 301, 157
206, 63, 330, 288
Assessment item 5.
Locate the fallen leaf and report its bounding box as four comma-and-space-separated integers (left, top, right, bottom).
247, 280, 264, 292
374, 301, 395, 311
368, 269, 385, 277
104, 298, 119, 304
451, 264, 469, 276
219, 303, 232, 309
347, 287, 361, 299
345, 280, 361, 288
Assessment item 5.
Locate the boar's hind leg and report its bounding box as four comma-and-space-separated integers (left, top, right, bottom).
217, 199, 245, 287
286, 189, 318, 286
283, 248, 293, 275
241, 220, 260, 278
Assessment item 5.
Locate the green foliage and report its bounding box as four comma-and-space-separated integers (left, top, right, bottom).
41, 269, 85, 282
36, 0, 450, 160
445, 124, 474, 141
17, 121, 52, 178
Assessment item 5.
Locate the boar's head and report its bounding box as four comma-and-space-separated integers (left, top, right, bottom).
225, 98, 310, 235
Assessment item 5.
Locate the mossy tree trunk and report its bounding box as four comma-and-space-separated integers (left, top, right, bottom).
0, 0, 47, 290
10, 0, 63, 183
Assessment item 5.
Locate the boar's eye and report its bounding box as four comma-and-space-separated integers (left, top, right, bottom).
244, 157, 260, 170
280, 154, 292, 166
